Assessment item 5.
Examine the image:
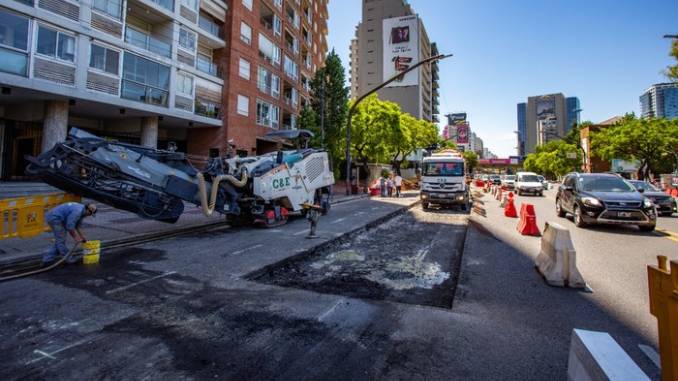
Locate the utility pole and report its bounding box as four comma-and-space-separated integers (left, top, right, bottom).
319, 73, 326, 149
344, 54, 452, 195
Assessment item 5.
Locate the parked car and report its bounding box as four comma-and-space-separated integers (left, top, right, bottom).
555, 173, 657, 231
515, 172, 544, 196
628, 180, 675, 217
537, 175, 549, 190
502, 175, 517, 189
489, 175, 501, 185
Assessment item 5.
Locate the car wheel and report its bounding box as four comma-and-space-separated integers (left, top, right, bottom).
639, 224, 656, 232
422, 202, 429, 210
517, 190, 521, 196
539, 192, 543, 197
573, 205, 587, 228
556, 198, 566, 217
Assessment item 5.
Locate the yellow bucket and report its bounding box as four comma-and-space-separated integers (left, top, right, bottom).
82, 240, 101, 265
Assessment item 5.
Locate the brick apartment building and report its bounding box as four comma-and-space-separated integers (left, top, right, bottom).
189, 0, 329, 157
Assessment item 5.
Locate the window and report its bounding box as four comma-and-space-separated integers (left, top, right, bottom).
272, 74, 280, 98
274, 0, 282, 9
237, 94, 249, 116
176, 72, 193, 96
197, 52, 218, 77
0, 9, 30, 76
242, 0, 253, 11
93, 0, 122, 19
89, 44, 120, 75
37, 25, 75, 62
178, 28, 196, 52
181, 0, 198, 10
256, 99, 279, 128
239, 58, 250, 79
283, 55, 298, 80
121, 53, 170, 106
257, 66, 279, 98
273, 15, 282, 36
258, 34, 280, 65
240, 22, 252, 44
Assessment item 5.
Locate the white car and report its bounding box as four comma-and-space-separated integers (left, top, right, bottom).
502, 175, 516, 189
515, 172, 544, 196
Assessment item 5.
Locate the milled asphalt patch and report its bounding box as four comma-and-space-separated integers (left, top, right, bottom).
249, 205, 469, 309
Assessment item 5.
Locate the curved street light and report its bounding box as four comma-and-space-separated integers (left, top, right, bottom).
344, 53, 453, 195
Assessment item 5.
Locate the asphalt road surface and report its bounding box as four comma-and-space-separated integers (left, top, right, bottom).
472, 184, 677, 376
0, 188, 666, 380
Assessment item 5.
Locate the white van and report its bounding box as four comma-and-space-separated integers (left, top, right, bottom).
515, 172, 544, 196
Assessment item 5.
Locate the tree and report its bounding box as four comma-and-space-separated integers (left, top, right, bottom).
348, 94, 400, 182
298, 106, 318, 143
522, 140, 581, 179
590, 117, 678, 179
667, 39, 678, 82
463, 151, 478, 174
309, 50, 349, 167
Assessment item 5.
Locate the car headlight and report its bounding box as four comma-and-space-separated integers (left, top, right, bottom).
643, 198, 653, 208
581, 197, 602, 207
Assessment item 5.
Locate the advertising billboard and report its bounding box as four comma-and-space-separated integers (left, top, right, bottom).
455, 123, 469, 144
383, 15, 419, 87
448, 113, 467, 124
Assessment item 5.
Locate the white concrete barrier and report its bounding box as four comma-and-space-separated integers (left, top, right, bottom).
534, 221, 586, 288
500, 193, 509, 208
567, 329, 649, 381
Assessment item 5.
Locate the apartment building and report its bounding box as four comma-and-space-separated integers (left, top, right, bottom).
0, 0, 329, 179
348, 0, 438, 123
189, 0, 329, 157
0, 0, 228, 178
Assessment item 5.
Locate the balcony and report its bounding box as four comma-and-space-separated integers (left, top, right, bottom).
199, 13, 222, 39
121, 79, 169, 107
194, 98, 221, 119
197, 56, 221, 78
150, 0, 174, 11
125, 27, 172, 58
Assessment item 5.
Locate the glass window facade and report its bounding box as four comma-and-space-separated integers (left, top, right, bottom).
0, 9, 29, 76
121, 53, 170, 106
176, 72, 193, 95
89, 44, 120, 75
93, 0, 123, 19
178, 28, 196, 52
256, 99, 279, 129
37, 25, 75, 62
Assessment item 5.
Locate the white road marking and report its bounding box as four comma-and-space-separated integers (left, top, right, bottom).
317, 298, 345, 321
638, 344, 661, 368
293, 229, 309, 236
371, 207, 381, 210
27, 337, 95, 364
330, 217, 347, 224
230, 244, 263, 256
105, 271, 177, 295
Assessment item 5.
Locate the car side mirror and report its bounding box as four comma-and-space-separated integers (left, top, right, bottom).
638, 188, 645, 193
562, 185, 573, 191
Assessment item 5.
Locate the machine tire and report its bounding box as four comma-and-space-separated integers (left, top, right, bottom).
556, 198, 566, 217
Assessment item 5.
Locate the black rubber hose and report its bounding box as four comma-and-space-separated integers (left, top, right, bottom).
0, 242, 82, 282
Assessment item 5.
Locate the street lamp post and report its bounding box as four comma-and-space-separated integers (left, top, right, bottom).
344, 53, 453, 195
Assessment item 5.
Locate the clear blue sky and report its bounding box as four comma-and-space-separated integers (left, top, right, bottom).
327, 0, 678, 157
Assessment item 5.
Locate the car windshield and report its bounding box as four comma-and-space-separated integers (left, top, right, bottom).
630, 181, 660, 192
537, 176, 545, 181
505, 175, 516, 180
578, 177, 635, 192
423, 162, 464, 176
490, 175, 500, 180
520, 175, 540, 182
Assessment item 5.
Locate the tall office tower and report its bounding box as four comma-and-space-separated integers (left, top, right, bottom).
640, 83, 678, 120
523, 93, 567, 154
348, 0, 438, 122
517, 102, 526, 157
565, 96, 581, 133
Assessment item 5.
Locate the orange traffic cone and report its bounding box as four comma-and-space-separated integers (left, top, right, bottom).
504, 192, 517, 217
517, 203, 540, 235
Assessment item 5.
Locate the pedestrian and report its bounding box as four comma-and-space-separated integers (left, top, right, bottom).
387, 176, 394, 197
394, 173, 403, 197
43, 202, 97, 266
380, 176, 387, 197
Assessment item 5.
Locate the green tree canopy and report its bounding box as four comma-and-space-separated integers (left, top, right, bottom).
309, 50, 349, 165
463, 151, 479, 173
590, 116, 678, 179
667, 39, 678, 82
349, 94, 401, 174
523, 140, 581, 178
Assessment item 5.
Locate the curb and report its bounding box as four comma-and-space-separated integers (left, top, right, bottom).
246, 199, 422, 281
0, 195, 374, 270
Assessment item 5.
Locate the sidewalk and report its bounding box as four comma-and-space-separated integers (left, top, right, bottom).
0, 188, 368, 267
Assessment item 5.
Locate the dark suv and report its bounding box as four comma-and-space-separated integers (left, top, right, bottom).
555, 173, 657, 231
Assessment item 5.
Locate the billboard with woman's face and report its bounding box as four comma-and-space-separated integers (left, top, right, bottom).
383, 15, 419, 87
